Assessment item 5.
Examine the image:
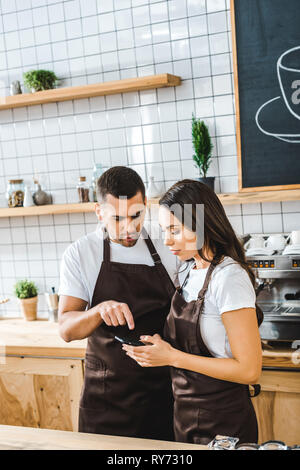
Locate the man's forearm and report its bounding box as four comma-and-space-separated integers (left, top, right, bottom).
59, 305, 103, 342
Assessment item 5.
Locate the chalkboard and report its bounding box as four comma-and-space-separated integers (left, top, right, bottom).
231, 0, 300, 191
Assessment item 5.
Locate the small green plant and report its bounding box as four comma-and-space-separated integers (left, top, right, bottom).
192, 114, 213, 178
23, 69, 58, 92
14, 279, 38, 299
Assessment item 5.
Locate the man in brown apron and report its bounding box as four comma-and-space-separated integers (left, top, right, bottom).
58, 167, 175, 440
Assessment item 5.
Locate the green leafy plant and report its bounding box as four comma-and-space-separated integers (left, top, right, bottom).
192, 114, 213, 178
14, 279, 38, 299
23, 69, 58, 92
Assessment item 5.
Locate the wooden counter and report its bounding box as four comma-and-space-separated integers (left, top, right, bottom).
0, 318, 86, 358
0, 318, 297, 366
0, 425, 206, 450
0, 318, 299, 445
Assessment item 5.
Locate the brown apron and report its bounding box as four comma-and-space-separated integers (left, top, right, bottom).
78, 227, 175, 440
163, 256, 259, 445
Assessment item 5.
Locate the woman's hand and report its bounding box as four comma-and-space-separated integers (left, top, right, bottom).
122, 334, 176, 367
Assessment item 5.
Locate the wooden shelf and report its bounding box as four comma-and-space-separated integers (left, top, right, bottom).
1, 189, 299, 218
0, 74, 181, 110
149, 188, 300, 206
218, 188, 300, 205
0, 202, 95, 218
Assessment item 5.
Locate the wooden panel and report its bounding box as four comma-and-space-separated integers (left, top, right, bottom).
252, 370, 300, 445
0, 74, 181, 110
252, 391, 275, 443
0, 356, 83, 431
0, 424, 207, 450
259, 370, 300, 394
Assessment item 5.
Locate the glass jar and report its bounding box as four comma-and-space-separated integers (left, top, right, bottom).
77, 176, 90, 203
259, 440, 288, 450
91, 163, 103, 202
6, 179, 25, 208
207, 435, 240, 450
236, 443, 260, 450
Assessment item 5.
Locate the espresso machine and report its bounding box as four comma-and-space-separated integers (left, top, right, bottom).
246, 250, 300, 341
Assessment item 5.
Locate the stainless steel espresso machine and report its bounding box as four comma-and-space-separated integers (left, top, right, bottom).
246, 251, 300, 341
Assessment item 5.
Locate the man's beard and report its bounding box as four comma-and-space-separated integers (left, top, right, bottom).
113, 232, 140, 247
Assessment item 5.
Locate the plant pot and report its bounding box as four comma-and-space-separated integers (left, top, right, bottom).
19, 296, 38, 321
197, 177, 215, 191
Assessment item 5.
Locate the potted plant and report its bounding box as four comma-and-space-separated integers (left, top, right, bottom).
191, 114, 215, 191
14, 279, 38, 321
23, 69, 58, 93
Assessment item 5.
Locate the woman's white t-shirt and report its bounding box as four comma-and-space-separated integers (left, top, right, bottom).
178, 256, 256, 359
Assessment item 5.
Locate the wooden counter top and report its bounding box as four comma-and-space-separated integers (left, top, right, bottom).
0, 425, 207, 450
0, 318, 86, 358
261, 344, 300, 369
0, 318, 298, 369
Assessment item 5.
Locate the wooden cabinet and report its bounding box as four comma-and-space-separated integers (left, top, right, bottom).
0, 356, 83, 431
0, 319, 86, 432
252, 370, 300, 446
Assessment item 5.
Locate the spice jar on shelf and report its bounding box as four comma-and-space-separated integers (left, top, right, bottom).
6, 179, 25, 208
77, 176, 90, 203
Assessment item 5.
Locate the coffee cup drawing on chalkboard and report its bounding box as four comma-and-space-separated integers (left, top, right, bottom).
255, 45, 300, 143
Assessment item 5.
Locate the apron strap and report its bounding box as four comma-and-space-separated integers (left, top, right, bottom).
142, 227, 163, 265
103, 227, 110, 262
197, 258, 219, 300
180, 261, 195, 290
178, 255, 222, 300
142, 227, 176, 298
102, 227, 161, 264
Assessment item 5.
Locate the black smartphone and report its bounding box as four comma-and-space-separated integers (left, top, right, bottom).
115, 335, 145, 347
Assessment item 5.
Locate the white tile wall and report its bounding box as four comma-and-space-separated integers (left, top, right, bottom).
0, 0, 299, 317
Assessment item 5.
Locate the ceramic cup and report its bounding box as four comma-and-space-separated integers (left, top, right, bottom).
286, 230, 300, 245
244, 235, 266, 250
265, 234, 287, 251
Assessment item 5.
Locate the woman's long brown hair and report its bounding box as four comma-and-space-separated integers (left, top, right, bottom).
159, 179, 256, 287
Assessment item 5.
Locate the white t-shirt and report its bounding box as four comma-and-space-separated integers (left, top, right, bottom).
58, 222, 178, 307
178, 256, 256, 359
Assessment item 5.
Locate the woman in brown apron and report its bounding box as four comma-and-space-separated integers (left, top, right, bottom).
78, 226, 176, 441
123, 179, 263, 445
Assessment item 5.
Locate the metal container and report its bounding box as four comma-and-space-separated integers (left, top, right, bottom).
45, 289, 59, 322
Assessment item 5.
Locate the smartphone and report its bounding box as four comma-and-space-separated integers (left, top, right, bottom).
115, 335, 145, 347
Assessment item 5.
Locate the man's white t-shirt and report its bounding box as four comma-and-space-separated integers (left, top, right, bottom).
58, 222, 178, 307
178, 256, 256, 359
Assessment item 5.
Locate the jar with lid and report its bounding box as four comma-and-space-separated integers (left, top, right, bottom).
77, 176, 90, 203
6, 179, 25, 208
91, 163, 103, 202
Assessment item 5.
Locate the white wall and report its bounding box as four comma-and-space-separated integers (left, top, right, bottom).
0, 0, 299, 316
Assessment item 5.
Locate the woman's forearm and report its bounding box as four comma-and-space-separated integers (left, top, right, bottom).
170, 349, 262, 385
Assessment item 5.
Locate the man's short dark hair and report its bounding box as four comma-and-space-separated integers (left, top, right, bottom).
96, 166, 146, 202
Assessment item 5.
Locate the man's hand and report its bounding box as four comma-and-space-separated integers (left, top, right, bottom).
96, 300, 135, 330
